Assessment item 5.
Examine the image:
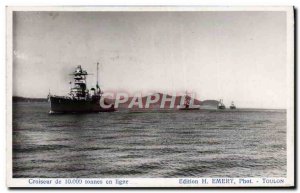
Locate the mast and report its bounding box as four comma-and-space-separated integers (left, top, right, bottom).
96, 62, 101, 95
96, 62, 99, 88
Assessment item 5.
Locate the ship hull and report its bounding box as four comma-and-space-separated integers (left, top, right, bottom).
178, 108, 200, 110
178, 104, 200, 110
49, 96, 115, 114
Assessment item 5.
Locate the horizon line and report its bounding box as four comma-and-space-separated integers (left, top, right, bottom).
12, 95, 287, 110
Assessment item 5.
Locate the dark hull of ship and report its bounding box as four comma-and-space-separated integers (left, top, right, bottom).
49, 96, 115, 114
179, 107, 200, 110
178, 105, 200, 110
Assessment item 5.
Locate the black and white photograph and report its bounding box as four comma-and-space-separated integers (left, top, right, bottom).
6, 6, 294, 187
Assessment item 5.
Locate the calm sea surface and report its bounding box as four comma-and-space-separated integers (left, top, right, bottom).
13, 102, 286, 178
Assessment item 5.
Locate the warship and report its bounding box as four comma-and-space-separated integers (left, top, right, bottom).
218, 99, 226, 109
230, 101, 236, 109
179, 92, 200, 110
48, 63, 115, 114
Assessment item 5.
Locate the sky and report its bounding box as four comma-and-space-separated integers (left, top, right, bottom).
13, 11, 287, 108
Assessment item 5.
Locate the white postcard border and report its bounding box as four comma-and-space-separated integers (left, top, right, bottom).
6, 6, 295, 188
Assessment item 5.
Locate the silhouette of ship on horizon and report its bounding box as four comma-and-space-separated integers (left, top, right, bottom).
230, 101, 237, 109
218, 99, 226, 109
178, 92, 200, 110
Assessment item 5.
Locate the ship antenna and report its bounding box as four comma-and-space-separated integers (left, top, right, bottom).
96, 62, 101, 95
96, 62, 99, 89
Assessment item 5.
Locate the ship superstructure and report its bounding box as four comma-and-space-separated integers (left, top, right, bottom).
179, 92, 200, 110
230, 101, 236, 109
218, 99, 226, 109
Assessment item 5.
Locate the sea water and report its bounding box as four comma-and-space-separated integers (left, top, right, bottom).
12, 102, 286, 178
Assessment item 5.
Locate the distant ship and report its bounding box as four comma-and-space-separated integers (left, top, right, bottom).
48, 63, 115, 114
230, 101, 236, 109
179, 92, 200, 110
218, 99, 226, 109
